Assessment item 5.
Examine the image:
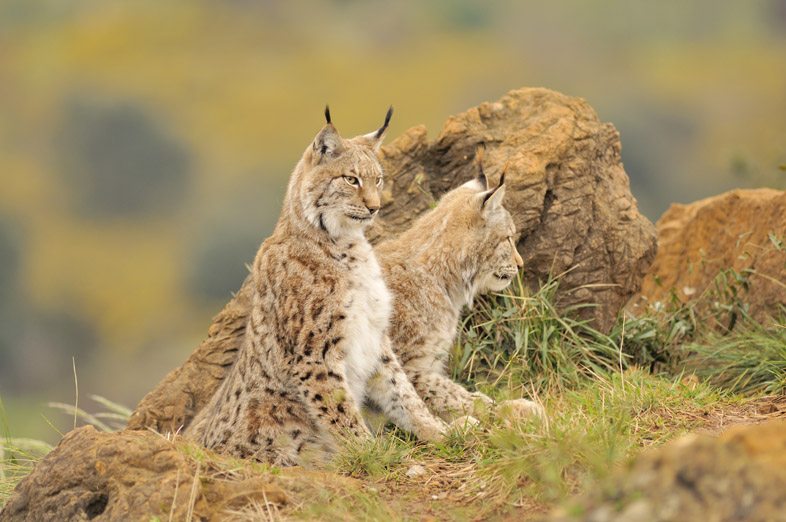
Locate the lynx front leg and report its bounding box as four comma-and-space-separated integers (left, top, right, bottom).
412, 371, 545, 423
366, 339, 447, 442
408, 370, 494, 420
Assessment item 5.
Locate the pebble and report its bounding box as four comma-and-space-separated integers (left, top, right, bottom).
406, 464, 427, 478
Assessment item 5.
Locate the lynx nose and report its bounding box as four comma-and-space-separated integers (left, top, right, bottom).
362, 187, 381, 216
511, 239, 524, 268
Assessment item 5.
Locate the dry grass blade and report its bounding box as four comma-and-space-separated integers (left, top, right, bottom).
185, 461, 200, 522
72, 357, 78, 431
168, 469, 180, 522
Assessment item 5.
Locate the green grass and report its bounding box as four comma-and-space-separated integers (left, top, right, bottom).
456, 268, 786, 399
455, 275, 628, 394
315, 367, 739, 520
687, 317, 786, 394
0, 395, 53, 507
477, 368, 733, 503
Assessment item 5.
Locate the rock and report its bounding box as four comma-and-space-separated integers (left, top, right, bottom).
369, 88, 656, 333
546, 419, 786, 522
406, 464, 428, 478
128, 87, 655, 435
631, 188, 786, 324
0, 425, 287, 522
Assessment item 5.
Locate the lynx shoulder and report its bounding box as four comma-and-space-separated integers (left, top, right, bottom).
184, 107, 445, 466
376, 147, 543, 421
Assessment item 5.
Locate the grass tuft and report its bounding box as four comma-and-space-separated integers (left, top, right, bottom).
455, 275, 630, 394
1, 395, 51, 506
687, 316, 786, 394
477, 368, 732, 503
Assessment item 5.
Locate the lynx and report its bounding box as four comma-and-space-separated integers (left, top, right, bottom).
184, 107, 447, 466
376, 148, 543, 421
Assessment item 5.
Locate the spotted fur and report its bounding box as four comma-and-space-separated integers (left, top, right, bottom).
184, 107, 446, 466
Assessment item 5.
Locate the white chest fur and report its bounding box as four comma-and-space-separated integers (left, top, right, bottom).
341, 242, 392, 406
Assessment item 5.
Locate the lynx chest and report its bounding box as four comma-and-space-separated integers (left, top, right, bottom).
340, 242, 392, 406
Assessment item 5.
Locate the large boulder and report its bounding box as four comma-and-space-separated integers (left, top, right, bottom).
632, 188, 786, 324
128, 87, 655, 435
371, 88, 656, 329
547, 418, 786, 522
0, 426, 287, 522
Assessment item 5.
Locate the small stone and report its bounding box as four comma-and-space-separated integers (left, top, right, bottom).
406, 464, 427, 478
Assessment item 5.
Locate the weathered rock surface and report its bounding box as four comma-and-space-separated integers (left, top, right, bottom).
632, 188, 786, 323
128, 87, 656, 435
547, 418, 786, 522
0, 426, 287, 522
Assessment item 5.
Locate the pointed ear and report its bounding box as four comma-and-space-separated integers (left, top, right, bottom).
312, 123, 344, 164
353, 106, 394, 152
476, 144, 489, 190
480, 163, 507, 212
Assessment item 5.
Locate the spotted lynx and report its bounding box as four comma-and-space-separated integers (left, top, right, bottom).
376, 147, 543, 421
184, 107, 446, 466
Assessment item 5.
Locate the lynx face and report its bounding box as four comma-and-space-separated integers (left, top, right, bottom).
451, 177, 523, 294
476, 213, 523, 292
298, 108, 390, 239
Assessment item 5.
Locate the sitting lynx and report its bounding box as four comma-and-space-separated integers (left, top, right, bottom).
376, 147, 543, 421
184, 107, 446, 466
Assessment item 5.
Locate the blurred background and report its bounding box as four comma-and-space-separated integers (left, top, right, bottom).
1, 0, 785, 443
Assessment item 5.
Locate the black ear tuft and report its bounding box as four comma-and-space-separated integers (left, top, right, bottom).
324, 105, 331, 124
476, 144, 487, 189
375, 105, 394, 139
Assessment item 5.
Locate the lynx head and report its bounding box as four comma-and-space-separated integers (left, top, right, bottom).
426, 145, 523, 300
465, 148, 524, 293
291, 105, 392, 239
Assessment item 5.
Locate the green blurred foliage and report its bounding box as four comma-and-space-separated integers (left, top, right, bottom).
0, 0, 784, 441
57, 96, 192, 218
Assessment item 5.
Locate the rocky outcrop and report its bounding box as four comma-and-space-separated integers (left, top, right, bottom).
0, 426, 287, 522
547, 418, 786, 522
371, 88, 656, 330
632, 189, 786, 324
128, 87, 656, 435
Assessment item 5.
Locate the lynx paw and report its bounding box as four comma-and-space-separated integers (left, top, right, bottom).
449, 414, 480, 433
496, 398, 545, 423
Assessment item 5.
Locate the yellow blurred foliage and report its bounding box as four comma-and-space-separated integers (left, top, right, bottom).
24, 218, 183, 351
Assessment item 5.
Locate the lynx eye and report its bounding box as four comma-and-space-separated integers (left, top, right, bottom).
343, 176, 360, 187
375, 176, 383, 187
